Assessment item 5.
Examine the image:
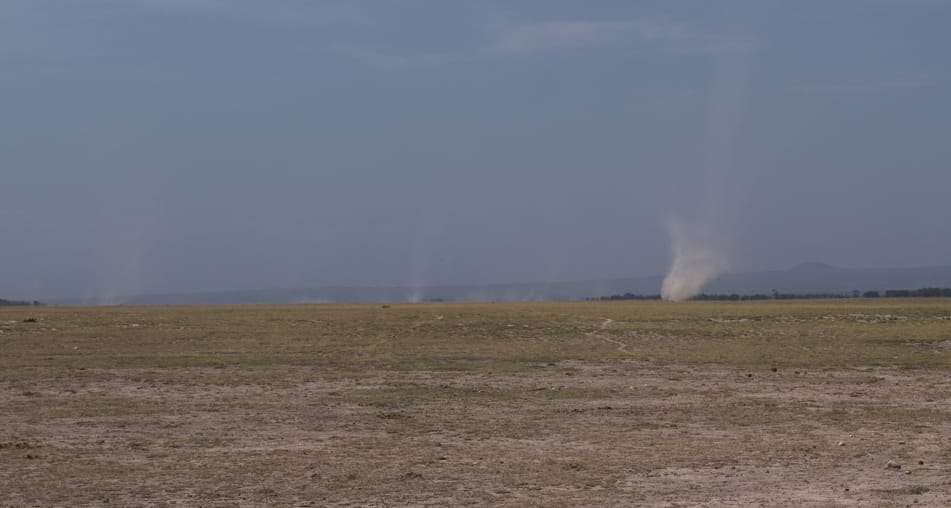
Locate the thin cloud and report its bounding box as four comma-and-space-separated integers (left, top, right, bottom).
790, 77, 936, 96
0, 31, 36, 60
485, 18, 756, 56
116, 0, 217, 7
843, 0, 942, 7
486, 20, 651, 54
338, 17, 756, 71
334, 44, 454, 71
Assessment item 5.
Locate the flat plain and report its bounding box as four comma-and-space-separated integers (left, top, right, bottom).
1, 299, 949, 507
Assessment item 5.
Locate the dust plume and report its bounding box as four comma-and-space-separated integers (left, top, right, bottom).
661, 218, 729, 301
660, 13, 756, 301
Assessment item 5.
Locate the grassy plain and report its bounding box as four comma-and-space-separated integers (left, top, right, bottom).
1, 299, 949, 506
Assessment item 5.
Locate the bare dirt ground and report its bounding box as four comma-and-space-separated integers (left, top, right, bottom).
1, 301, 949, 506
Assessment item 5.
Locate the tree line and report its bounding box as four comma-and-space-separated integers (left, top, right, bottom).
0, 298, 43, 306
591, 288, 951, 301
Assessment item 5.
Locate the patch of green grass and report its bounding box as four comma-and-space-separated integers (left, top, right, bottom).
876, 485, 929, 495
32, 395, 167, 418
700, 400, 791, 428
336, 384, 620, 409
816, 405, 947, 430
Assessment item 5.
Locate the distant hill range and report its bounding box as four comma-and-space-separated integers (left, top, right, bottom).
49, 262, 951, 305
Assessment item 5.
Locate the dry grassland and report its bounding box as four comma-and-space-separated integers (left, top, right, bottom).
1, 299, 950, 506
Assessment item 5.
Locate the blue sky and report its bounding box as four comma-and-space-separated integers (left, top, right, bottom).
2, 0, 950, 300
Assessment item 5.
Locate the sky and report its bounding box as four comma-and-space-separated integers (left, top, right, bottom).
2, 0, 950, 301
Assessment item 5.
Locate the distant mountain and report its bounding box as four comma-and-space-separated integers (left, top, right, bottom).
46, 262, 951, 305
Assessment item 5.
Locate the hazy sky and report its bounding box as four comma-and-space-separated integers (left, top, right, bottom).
3, 0, 950, 300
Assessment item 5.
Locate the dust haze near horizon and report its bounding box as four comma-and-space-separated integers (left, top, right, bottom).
2, 0, 951, 301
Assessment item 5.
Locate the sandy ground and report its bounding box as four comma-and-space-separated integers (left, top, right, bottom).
2, 360, 949, 507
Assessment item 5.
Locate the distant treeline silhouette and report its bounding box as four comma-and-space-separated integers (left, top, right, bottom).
879, 288, 951, 298
592, 293, 662, 301
591, 288, 951, 301
0, 298, 43, 306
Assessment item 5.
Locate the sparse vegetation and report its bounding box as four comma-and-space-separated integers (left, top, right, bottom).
876, 485, 930, 495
